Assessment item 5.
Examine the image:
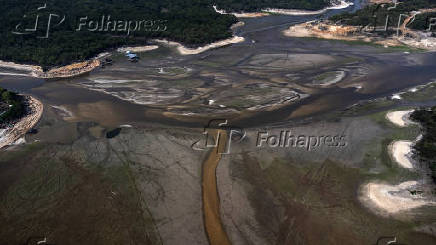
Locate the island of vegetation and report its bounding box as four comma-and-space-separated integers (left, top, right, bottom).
411, 107, 436, 185
285, 0, 436, 50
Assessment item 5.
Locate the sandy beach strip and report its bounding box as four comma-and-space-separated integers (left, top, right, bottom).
0, 60, 43, 73
153, 36, 245, 55
361, 181, 435, 214
212, 5, 269, 18
263, 0, 353, 15
117, 45, 159, 53
386, 110, 415, 127
0, 96, 43, 149
389, 140, 415, 169
213, 1, 352, 17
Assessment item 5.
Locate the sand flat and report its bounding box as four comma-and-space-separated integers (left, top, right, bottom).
390, 140, 414, 169
386, 110, 415, 127
154, 36, 245, 55
362, 181, 434, 214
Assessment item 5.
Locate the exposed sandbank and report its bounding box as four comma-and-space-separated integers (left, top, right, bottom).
213, 5, 269, 18
213, 1, 352, 17
389, 140, 414, 169
361, 181, 435, 214
117, 45, 159, 53
263, 0, 353, 15
153, 36, 245, 55
386, 110, 415, 127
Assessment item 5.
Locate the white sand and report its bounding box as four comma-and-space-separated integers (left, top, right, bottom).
117, 45, 159, 53
0, 60, 42, 73
386, 110, 415, 127
362, 181, 434, 214
390, 140, 414, 169
213, 5, 269, 18
263, 0, 353, 15
153, 36, 245, 55
213, 1, 352, 17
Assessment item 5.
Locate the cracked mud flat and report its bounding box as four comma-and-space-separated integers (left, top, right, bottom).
1, 1, 436, 244
1, 99, 436, 244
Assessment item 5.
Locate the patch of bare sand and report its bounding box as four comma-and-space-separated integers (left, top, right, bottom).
153, 36, 245, 55
389, 140, 414, 169
117, 45, 159, 53
386, 110, 415, 127
263, 0, 353, 15
361, 181, 435, 214
212, 5, 269, 18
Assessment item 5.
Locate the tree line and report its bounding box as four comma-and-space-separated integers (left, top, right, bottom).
411, 107, 436, 186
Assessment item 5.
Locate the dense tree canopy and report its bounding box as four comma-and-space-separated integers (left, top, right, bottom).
411, 107, 436, 185
0, 0, 239, 69
0, 0, 335, 69
0, 88, 24, 125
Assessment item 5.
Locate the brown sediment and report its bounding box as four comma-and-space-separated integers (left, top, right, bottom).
0, 57, 103, 79
202, 129, 231, 245
0, 96, 43, 149
36, 59, 101, 78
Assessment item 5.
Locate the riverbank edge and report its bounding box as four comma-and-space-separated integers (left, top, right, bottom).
283, 20, 436, 51
0, 95, 43, 149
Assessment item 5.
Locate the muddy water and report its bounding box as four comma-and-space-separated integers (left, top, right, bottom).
202, 129, 231, 245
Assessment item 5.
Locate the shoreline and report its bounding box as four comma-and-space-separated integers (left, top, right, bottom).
386, 110, 415, 127
0, 35, 243, 78
284, 21, 436, 51
0, 96, 43, 149
153, 36, 245, 55
262, 0, 353, 15
213, 1, 353, 17
389, 140, 414, 169
116, 45, 159, 53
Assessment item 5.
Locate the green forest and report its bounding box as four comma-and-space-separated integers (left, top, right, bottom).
0, 0, 239, 69
0, 88, 25, 125
330, 0, 436, 31
0, 0, 334, 69
411, 107, 436, 185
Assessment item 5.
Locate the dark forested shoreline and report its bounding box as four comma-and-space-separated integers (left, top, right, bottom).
0, 88, 25, 127
0, 0, 334, 70
411, 107, 436, 186
0, 0, 238, 69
